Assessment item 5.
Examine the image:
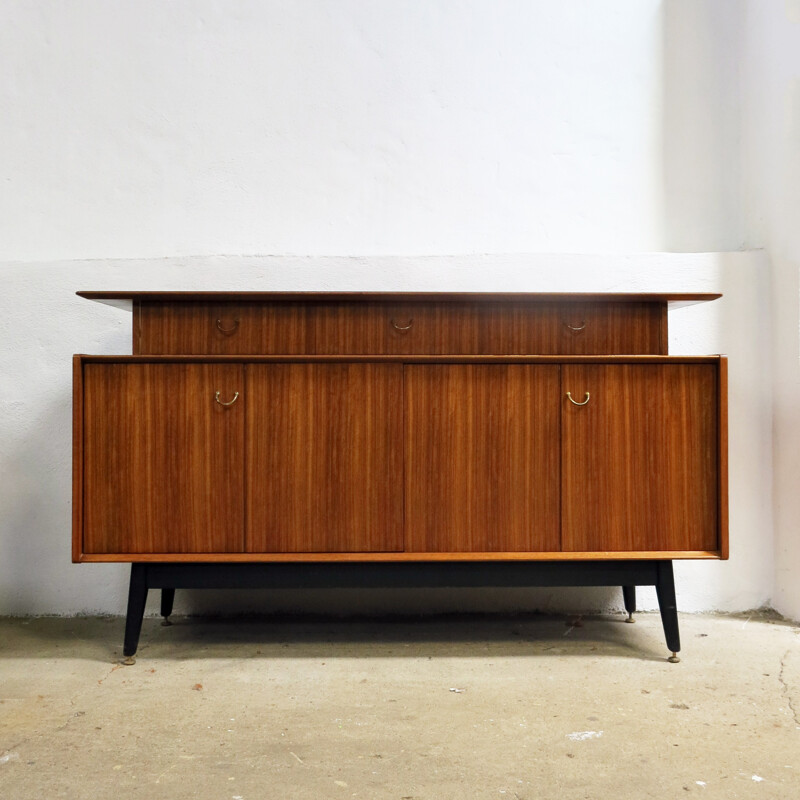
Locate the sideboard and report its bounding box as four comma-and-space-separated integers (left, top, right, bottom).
72, 291, 728, 663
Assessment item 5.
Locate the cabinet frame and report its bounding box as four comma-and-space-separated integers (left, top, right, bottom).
73, 353, 728, 564
73, 291, 727, 662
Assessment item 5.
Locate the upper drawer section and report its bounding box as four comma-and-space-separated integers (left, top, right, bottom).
137, 301, 665, 355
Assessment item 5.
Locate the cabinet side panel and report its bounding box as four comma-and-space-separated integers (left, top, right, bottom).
659, 302, 669, 355
562, 364, 719, 552
404, 365, 561, 552
131, 301, 141, 354
246, 364, 403, 552
718, 356, 729, 559
72, 356, 84, 562
83, 363, 245, 554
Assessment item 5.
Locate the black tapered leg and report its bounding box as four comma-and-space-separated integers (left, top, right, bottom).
123, 564, 149, 663
655, 561, 681, 661
622, 585, 636, 622
160, 588, 175, 626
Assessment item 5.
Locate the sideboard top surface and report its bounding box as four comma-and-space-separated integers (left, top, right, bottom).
77, 291, 722, 311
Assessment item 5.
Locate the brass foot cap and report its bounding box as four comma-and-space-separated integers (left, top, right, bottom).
161, 618, 172, 627
121, 656, 136, 666
668, 653, 681, 664
625, 616, 635, 623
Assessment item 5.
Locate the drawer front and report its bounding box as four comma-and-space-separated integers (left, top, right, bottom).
312, 302, 664, 355
312, 303, 474, 354
137, 301, 665, 355
556, 302, 664, 355
137, 303, 311, 354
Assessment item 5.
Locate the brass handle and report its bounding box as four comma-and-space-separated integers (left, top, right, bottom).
390, 318, 414, 332
216, 318, 240, 334
215, 391, 239, 407
564, 321, 586, 332
566, 391, 590, 406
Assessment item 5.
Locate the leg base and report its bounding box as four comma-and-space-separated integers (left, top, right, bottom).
655, 561, 681, 656
118, 560, 681, 662
161, 617, 172, 627
668, 652, 681, 664
622, 585, 636, 625
121, 656, 136, 666
122, 564, 148, 660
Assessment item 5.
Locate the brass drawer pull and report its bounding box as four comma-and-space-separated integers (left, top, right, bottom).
391, 318, 414, 332
215, 391, 239, 407
564, 321, 587, 332
216, 318, 240, 334
566, 391, 590, 406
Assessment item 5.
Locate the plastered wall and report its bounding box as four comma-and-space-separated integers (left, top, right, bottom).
741, 1, 800, 622
0, 0, 743, 258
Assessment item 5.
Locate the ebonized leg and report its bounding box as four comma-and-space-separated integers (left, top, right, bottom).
622, 585, 636, 622
160, 588, 175, 626
122, 564, 149, 664
655, 561, 681, 662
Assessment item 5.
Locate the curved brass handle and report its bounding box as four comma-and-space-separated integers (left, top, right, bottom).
566, 391, 590, 406
215, 391, 239, 407
216, 318, 240, 334
390, 318, 414, 332
564, 321, 586, 332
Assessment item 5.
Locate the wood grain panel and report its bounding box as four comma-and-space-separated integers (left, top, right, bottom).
471, 303, 560, 353
246, 364, 403, 552
405, 365, 561, 552
561, 364, 719, 552
82, 363, 244, 553
131, 301, 142, 354
72, 356, 84, 562
556, 302, 664, 355
312, 303, 467, 354
139, 300, 665, 356
139, 303, 311, 354
79, 290, 723, 305
80, 550, 721, 563
313, 302, 565, 354
718, 357, 729, 559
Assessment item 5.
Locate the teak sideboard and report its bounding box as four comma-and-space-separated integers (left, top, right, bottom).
72, 292, 728, 663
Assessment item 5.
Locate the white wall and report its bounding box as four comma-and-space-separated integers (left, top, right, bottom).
0, 0, 744, 259
0, 1, 783, 617
741, 1, 800, 621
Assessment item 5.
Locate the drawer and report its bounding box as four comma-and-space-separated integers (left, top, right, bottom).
313, 303, 470, 354
313, 302, 570, 354
313, 302, 665, 355
555, 302, 664, 355
137, 300, 665, 355
137, 302, 312, 354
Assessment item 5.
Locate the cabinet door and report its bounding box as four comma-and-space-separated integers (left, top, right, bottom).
83, 363, 244, 554
246, 364, 403, 552
562, 364, 719, 552
405, 365, 561, 552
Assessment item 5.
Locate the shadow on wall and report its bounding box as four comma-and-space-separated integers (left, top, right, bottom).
662, 0, 746, 251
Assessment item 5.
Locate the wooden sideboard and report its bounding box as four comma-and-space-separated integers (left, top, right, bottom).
72, 292, 728, 663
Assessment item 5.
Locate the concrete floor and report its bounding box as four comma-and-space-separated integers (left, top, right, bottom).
1, 611, 799, 799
